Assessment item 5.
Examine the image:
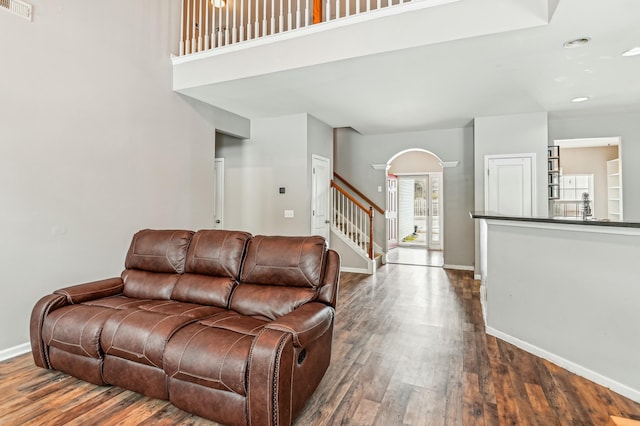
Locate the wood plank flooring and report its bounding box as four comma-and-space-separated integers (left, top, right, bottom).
1, 265, 640, 425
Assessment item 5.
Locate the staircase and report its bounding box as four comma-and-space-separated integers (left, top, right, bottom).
330, 174, 384, 274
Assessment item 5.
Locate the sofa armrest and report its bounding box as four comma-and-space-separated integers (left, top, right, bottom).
30, 293, 68, 368
53, 277, 123, 304
247, 328, 295, 426
265, 303, 334, 348
317, 249, 340, 308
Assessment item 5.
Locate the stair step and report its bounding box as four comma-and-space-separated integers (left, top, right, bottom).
610, 416, 640, 426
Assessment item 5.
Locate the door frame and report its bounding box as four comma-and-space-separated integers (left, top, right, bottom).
310, 154, 331, 241
393, 172, 444, 250
213, 158, 224, 229
386, 174, 398, 251
428, 172, 443, 250
484, 153, 536, 215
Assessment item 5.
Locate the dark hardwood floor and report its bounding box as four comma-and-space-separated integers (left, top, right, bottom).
1, 265, 639, 425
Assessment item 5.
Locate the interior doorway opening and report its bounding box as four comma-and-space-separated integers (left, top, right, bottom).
551, 137, 622, 221
385, 149, 444, 267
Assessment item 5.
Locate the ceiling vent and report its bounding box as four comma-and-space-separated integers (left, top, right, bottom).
0, 0, 33, 21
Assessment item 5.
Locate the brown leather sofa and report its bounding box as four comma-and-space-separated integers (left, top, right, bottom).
30, 229, 340, 426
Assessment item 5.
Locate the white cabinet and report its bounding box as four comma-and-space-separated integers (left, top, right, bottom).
607, 158, 623, 221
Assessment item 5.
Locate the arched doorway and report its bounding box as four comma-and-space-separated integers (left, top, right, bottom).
385, 149, 444, 267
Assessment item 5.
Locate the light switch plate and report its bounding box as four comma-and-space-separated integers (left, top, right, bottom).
284, 210, 294, 218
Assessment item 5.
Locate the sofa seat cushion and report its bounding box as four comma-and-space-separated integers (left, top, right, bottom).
100, 304, 224, 368
199, 311, 267, 336
82, 295, 154, 310
137, 300, 225, 318
42, 305, 115, 358
164, 321, 264, 396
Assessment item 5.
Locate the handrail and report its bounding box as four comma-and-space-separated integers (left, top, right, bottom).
331, 180, 374, 259
331, 181, 371, 214
333, 172, 384, 214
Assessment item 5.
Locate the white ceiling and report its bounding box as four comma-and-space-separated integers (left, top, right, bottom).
174, 0, 640, 134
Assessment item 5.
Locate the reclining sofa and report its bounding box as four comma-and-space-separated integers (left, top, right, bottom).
30, 229, 340, 426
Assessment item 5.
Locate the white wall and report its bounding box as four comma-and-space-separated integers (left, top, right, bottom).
334, 126, 474, 268
307, 115, 334, 234
0, 1, 243, 353
215, 114, 333, 236
474, 112, 549, 215
549, 112, 640, 221
473, 112, 548, 275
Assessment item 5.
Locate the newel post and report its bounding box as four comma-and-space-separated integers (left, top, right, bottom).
368, 207, 374, 259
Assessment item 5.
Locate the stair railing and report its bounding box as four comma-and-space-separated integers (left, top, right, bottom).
178, 0, 434, 55
333, 172, 384, 215
331, 180, 374, 259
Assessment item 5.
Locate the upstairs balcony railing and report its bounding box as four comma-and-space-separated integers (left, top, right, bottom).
179, 0, 416, 55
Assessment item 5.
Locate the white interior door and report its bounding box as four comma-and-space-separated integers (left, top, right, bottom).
386, 175, 398, 249
311, 155, 331, 240
485, 154, 534, 216
213, 158, 224, 229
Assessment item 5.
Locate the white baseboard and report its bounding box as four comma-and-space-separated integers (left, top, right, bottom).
486, 326, 640, 404
0, 342, 31, 362
443, 264, 474, 271
340, 266, 373, 275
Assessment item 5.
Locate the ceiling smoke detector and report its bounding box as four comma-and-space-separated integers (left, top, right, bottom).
563, 37, 591, 49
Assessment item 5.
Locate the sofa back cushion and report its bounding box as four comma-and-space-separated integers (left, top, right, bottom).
184, 230, 252, 279
240, 235, 326, 288
125, 229, 194, 274
122, 229, 194, 299
169, 230, 252, 308
231, 236, 327, 320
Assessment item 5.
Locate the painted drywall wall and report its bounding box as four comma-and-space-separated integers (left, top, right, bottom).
484, 220, 640, 401
559, 146, 618, 219
549, 112, 640, 221
307, 115, 334, 235
215, 114, 332, 236
473, 112, 548, 274
388, 150, 443, 174
473, 112, 549, 215
0, 1, 242, 353
330, 230, 370, 271
334, 126, 474, 269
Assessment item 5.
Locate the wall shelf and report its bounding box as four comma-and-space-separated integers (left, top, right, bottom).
607, 158, 623, 221
547, 146, 560, 200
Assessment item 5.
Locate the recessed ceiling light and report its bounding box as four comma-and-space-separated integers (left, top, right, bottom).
622, 46, 640, 57
571, 96, 590, 103
563, 37, 591, 49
